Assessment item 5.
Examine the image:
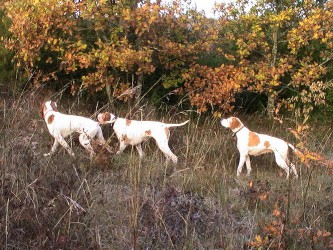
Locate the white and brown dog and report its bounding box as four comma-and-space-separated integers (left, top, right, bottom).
221, 117, 300, 179
97, 112, 189, 164
42, 101, 112, 158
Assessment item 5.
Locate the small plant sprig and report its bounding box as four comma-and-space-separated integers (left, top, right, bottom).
287, 117, 333, 169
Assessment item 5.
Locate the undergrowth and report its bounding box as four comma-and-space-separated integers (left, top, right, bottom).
0, 89, 332, 249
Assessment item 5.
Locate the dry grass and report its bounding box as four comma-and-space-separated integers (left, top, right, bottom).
0, 90, 332, 249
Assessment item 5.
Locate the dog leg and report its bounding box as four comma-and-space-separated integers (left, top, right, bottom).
57, 136, 75, 157
166, 153, 178, 164
284, 155, 298, 179
290, 162, 298, 179
79, 134, 96, 158
135, 144, 145, 158
237, 155, 246, 177
274, 151, 292, 179
245, 156, 252, 176
116, 140, 127, 155
43, 139, 60, 157
155, 140, 178, 164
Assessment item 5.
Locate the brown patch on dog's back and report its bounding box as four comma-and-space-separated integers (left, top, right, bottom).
126, 119, 131, 126
145, 130, 151, 136
47, 114, 55, 124
248, 132, 260, 147
264, 141, 270, 148
229, 117, 242, 130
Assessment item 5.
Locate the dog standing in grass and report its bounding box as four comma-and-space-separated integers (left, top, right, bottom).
221, 116, 300, 179
97, 112, 189, 164
42, 100, 113, 158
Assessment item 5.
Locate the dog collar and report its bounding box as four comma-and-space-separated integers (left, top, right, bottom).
110, 116, 117, 126
232, 125, 244, 137
109, 115, 117, 123
43, 109, 53, 118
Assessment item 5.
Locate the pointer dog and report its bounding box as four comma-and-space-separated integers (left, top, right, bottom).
42, 101, 112, 158
97, 112, 189, 164
221, 117, 300, 179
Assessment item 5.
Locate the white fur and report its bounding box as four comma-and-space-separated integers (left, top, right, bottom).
42, 101, 112, 158
97, 112, 189, 164
221, 117, 299, 179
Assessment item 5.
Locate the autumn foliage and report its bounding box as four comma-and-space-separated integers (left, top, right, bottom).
1, 0, 333, 120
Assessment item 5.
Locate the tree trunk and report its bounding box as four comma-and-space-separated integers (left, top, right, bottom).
105, 84, 113, 103
267, 25, 278, 118
134, 74, 143, 107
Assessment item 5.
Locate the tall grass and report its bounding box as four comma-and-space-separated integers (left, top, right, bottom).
0, 89, 332, 249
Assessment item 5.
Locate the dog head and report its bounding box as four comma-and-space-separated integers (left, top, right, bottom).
41, 100, 58, 118
97, 112, 117, 124
221, 117, 243, 131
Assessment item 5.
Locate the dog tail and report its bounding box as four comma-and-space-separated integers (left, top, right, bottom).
165, 120, 190, 128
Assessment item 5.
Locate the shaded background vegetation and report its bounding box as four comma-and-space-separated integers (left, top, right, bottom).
1, 0, 333, 120
0, 0, 332, 249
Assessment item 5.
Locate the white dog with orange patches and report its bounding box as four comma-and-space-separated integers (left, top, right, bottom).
42, 101, 112, 158
97, 112, 189, 164
221, 117, 300, 179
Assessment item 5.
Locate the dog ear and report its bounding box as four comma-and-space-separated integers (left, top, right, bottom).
50, 101, 58, 111
40, 102, 46, 118
229, 117, 242, 130
97, 112, 116, 123
97, 112, 108, 123
104, 112, 111, 121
